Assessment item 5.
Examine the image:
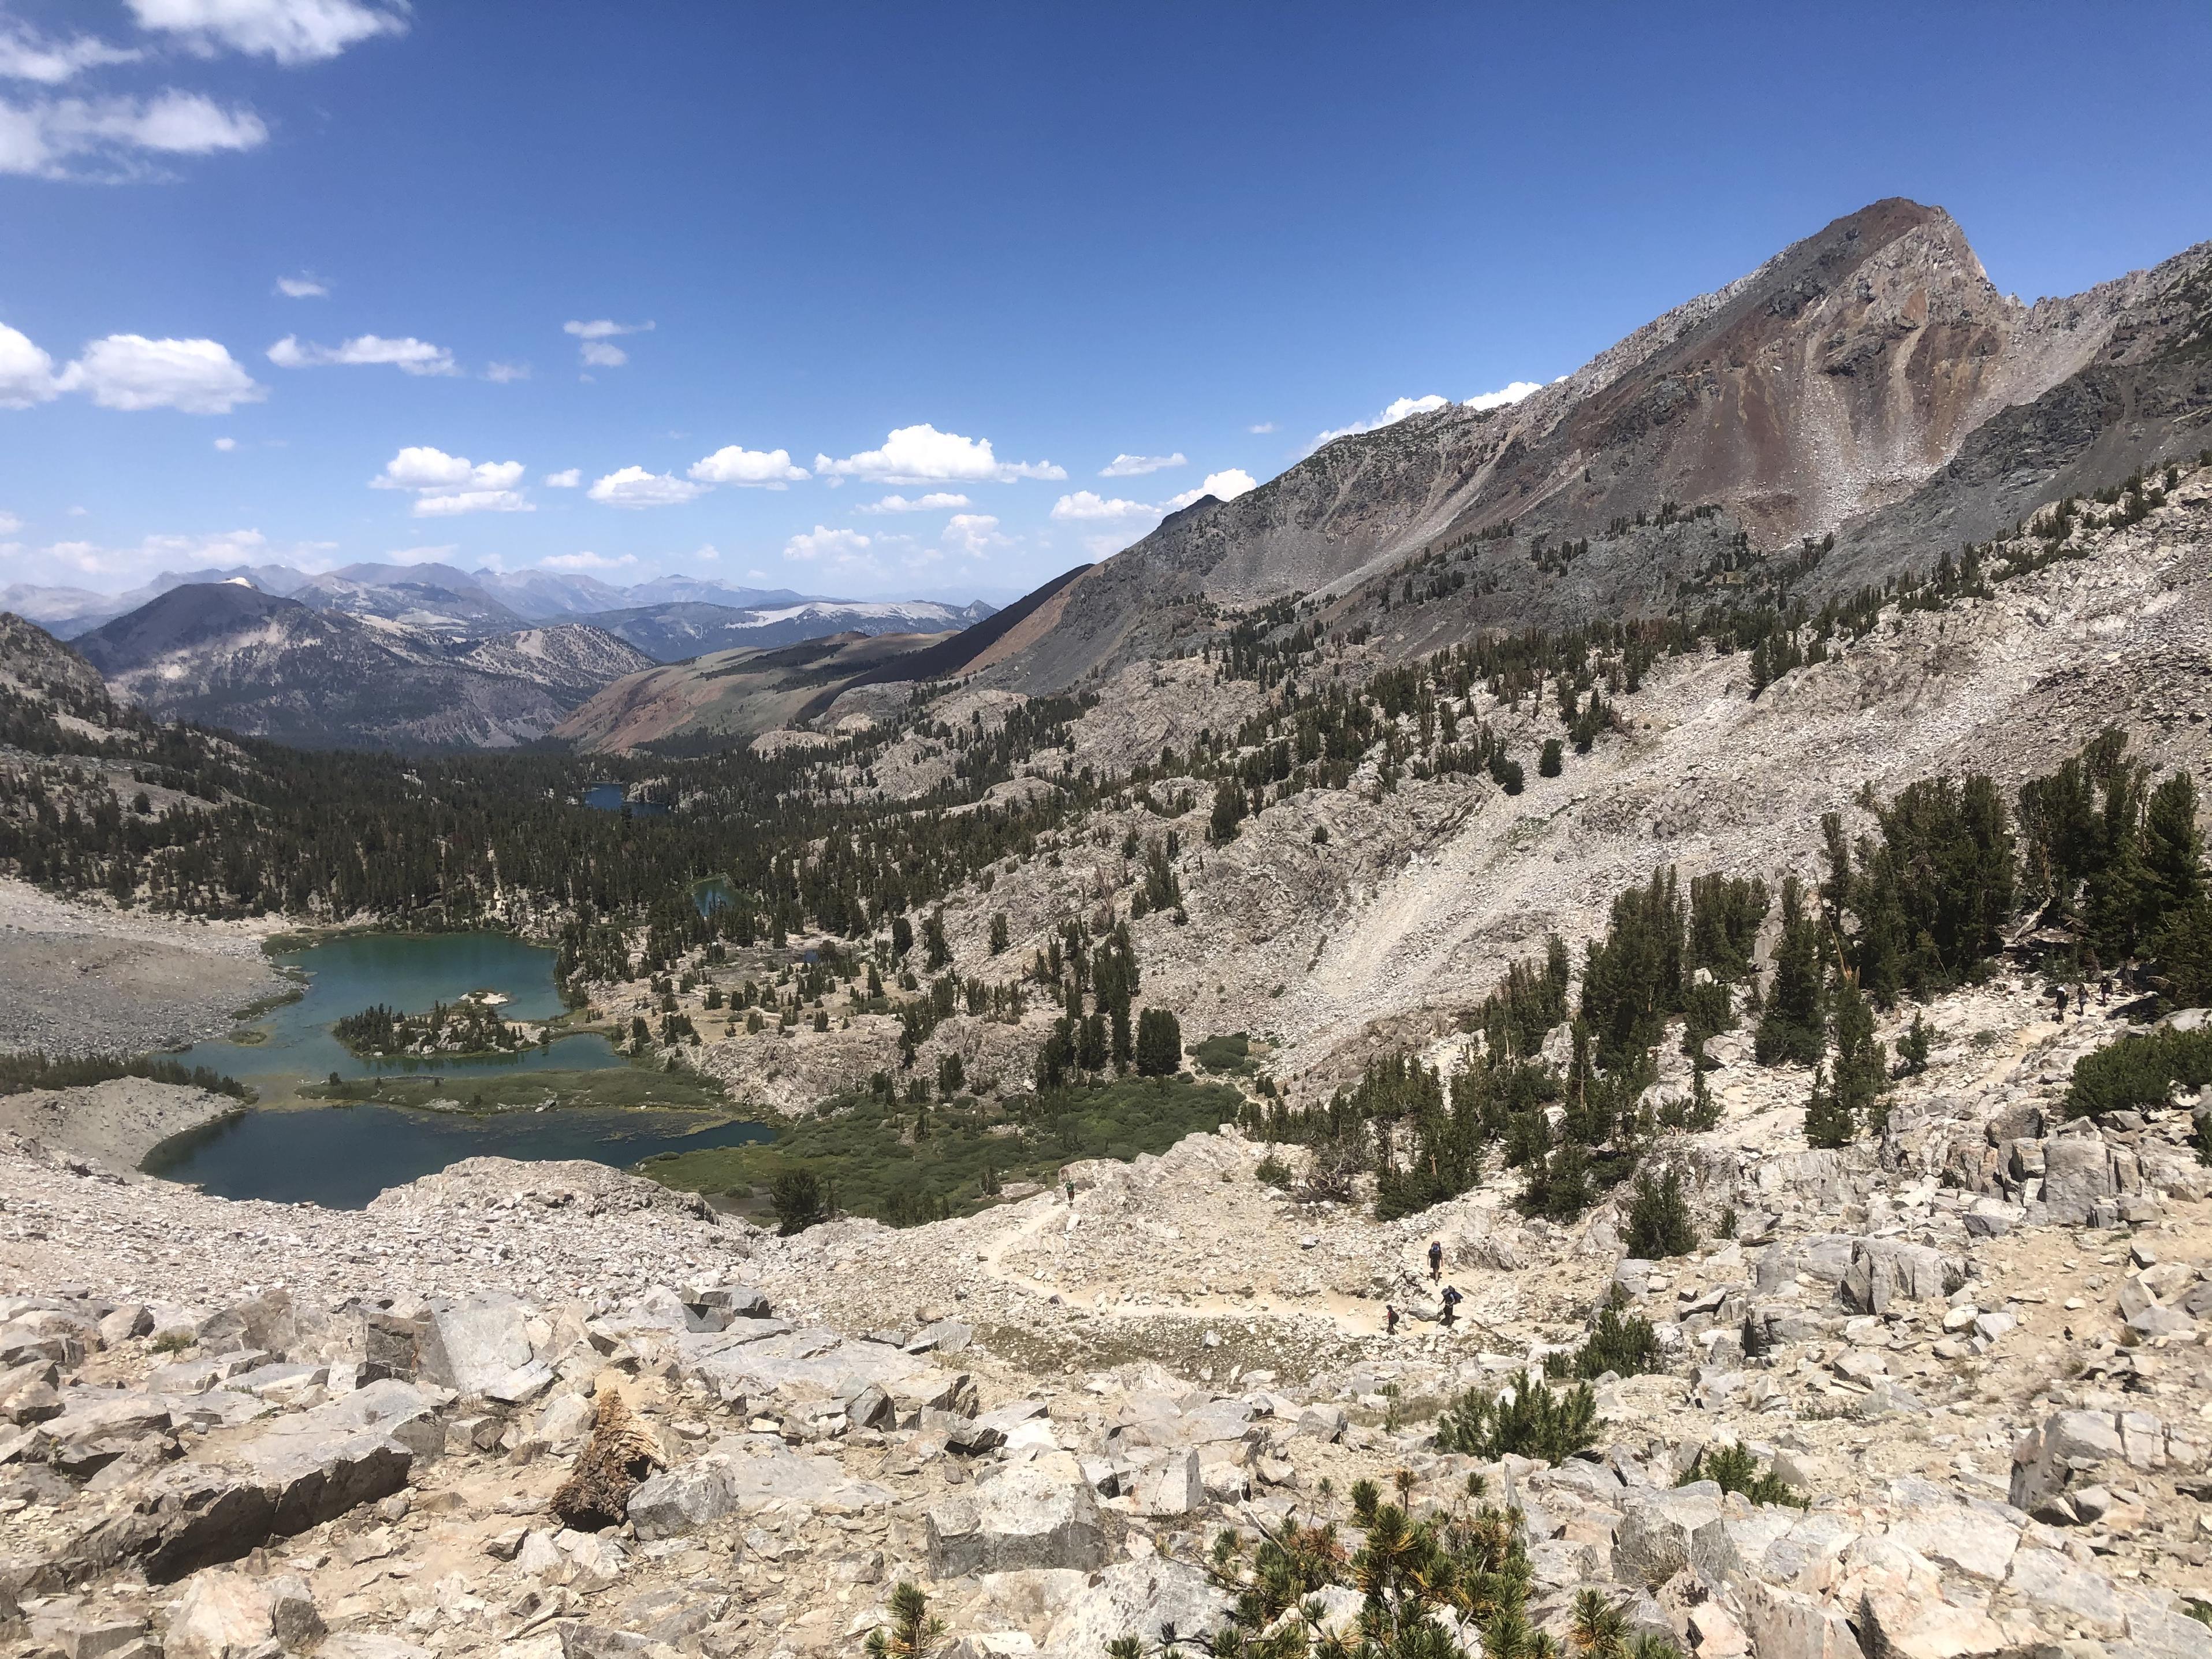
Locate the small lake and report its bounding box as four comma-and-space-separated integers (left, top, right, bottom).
583, 783, 668, 816
162, 931, 768, 1207
146, 1104, 772, 1210
178, 931, 623, 1095
693, 875, 733, 917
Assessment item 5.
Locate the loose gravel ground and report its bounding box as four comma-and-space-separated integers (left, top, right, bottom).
0, 878, 285, 1057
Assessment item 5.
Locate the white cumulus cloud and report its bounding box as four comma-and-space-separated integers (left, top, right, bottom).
687, 444, 808, 487
587, 466, 701, 508
1100, 452, 1185, 478
371, 447, 531, 516
543, 468, 582, 488
0, 24, 141, 84
942, 514, 1009, 558
1463, 380, 1544, 412
857, 492, 970, 514
414, 489, 530, 518
1247, 422, 1276, 434
783, 525, 871, 564
0, 511, 21, 535
1308, 395, 1448, 452
814, 423, 1063, 485
1164, 470, 1257, 511
213, 436, 236, 451
267, 333, 457, 375
0, 88, 266, 178
274, 273, 327, 298
483, 361, 528, 384
55, 333, 266, 413
125, 0, 409, 65
21, 525, 341, 585
541, 550, 636, 572
563, 318, 651, 371
1304, 383, 1540, 455
1051, 491, 1156, 522
0, 323, 59, 407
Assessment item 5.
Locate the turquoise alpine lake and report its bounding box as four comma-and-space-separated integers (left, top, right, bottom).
178, 931, 621, 1093
145, 1103, 772, 1210
157, 931, 764, 1206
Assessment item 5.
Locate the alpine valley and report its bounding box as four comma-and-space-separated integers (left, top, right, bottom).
7, 198, 2212, 1659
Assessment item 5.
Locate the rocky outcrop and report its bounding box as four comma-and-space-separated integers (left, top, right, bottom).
925, 1454, 1112, 1576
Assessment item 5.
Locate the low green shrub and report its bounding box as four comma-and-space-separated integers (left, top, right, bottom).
2065, 1027, 2212, 1118
1546, 1300, 1663, 1381
1677, 1443, 1805, 1507
1435, 1375, 1598, 1462
1190, 1032, 1252, 1074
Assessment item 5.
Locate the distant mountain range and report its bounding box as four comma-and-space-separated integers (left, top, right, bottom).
0, 562, 993, 660
5, 559, 1000, 749
0, 560, 1000, 749
71, 582, 662, 749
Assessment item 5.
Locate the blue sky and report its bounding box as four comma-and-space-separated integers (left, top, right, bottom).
3, 1, 2209, 604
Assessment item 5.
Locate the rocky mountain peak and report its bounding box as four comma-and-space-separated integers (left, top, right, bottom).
969, 200, 2208, 695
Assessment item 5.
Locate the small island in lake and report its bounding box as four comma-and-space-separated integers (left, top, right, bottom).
332, 991, 541, 1060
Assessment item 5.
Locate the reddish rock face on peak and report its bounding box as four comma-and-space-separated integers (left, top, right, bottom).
1533, 199, 2027, 546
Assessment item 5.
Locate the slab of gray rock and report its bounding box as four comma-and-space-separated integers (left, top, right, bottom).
627, 1459, 736, 1541
717, 1445, 893, 1513
2005, 1546, 2126, 1637
1611, 1489, 1733, 1590
2039, 1133, 2119, 1226
948, 1398, 1047, 1455
2010, 1408, 2126, 1522
415, 1295, 533, 1398
1881, 1487, 2020, 1583
1039, 1558, 1228, 1658
926, 1453, 1110, 1577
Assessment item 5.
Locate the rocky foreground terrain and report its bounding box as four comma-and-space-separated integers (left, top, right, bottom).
5, 962, 2212, 1659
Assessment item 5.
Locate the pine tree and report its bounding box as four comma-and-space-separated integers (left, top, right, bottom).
1803, 1063, 1853, 1149
1209, 779, 1247, 843
866, 1584, 945, 1659
1135, 1007, 1182, 1077
1622, 1169, 1697, 1259
1755, 876, 1826, 1066
2142, 771, 2203, 920
1830, 974, 1887, 1133
1894, 1011, 1931, 1077
1578, 868, 1686, 1072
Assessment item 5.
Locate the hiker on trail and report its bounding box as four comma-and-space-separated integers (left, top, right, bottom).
1439, 1284, 1462, 1327
1428, 1239, 1443, 1281
2075, 981, 2089, 1016
2099, 974, 2113, 1005
1064, 1178, 1076, 1204
2052, 985, 2069, 1020
1385, 1303, 1399, 1336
